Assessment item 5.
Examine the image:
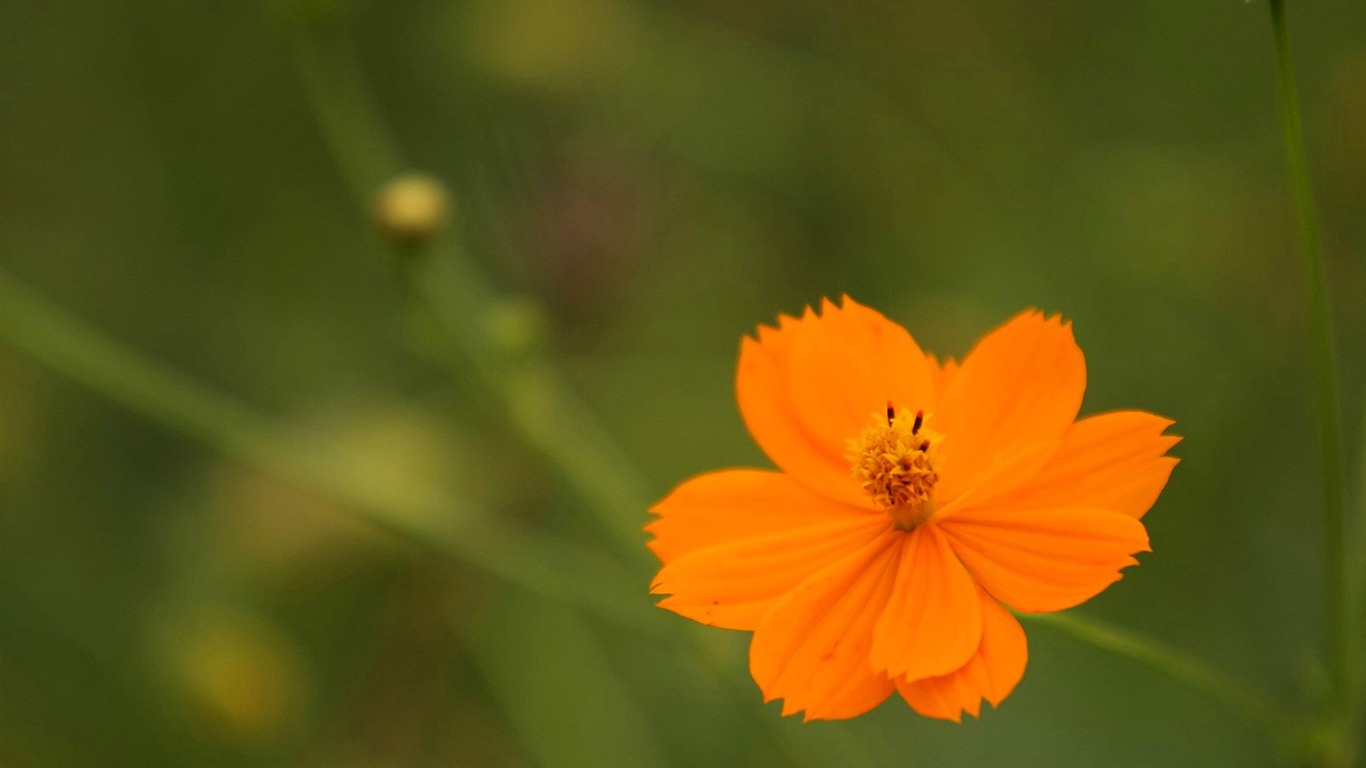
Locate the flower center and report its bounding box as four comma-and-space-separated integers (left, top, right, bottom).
847, 403, 943, 530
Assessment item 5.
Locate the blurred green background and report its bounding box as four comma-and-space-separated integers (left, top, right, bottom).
2, 0, 1364, 766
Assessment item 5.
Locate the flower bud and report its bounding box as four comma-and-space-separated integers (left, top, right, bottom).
373, 174, 450, 246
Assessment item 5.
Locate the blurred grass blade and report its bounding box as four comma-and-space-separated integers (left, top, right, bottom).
0, 267, 281, 464
1266, 0, 1351, 735
0, 268, 659, 637
1021, 611, 1287, 735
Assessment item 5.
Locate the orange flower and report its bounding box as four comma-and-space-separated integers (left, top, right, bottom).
647, 297, 1179, 722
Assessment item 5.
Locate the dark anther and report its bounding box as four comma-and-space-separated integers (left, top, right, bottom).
886, 401, 896, 425
918, 440, 930, 452
912, 410, 924, 434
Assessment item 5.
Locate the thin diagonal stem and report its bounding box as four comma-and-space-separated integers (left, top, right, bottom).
289, 32, 405, 203
0, 269, 658, 638
289, 28, 653, 561
1021, 612, 1287, 734
1267, 0, 1353, 732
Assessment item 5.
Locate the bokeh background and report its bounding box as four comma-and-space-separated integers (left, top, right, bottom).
2, 0, 1364, 766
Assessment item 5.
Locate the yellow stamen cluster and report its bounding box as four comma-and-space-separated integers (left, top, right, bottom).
848, 407, 942, 530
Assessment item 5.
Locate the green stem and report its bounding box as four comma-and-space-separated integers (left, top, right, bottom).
1267, 0, 1353, 731
289, 27, 652, 560
0, 269, 658, 638
289, 31, 405, 203
1021, 612, 1287, 734
0, 271, 281, 466
406, 253, 656, 559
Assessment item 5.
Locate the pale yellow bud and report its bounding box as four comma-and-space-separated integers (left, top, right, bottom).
373, 174, 450, 246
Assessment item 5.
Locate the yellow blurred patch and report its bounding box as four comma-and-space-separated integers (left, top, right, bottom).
463, 0, 639, 91
170, 609, 308, 747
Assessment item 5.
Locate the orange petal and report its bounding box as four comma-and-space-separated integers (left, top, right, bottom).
784, 297, 937, 473
896, 588, 1028, 721
749, 535, 900, 720
935, 311, 1086, 503
738, 318, 868, 507
651, 513, 889, 630
869, 526, 982, 681
1004, 411, 1180, 519
932, 439, 1062, 518
646, 469, 874, 564
927, 354, 959, 402
938, 506, 1149, 613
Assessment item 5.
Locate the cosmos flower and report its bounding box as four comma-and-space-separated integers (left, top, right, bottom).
647, 297, 1179, 721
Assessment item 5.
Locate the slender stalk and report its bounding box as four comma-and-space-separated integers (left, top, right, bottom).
289, 28, 653, 560
406, 252, 656, 559
0, 269, 658, 638
1267, 0, 1353, 731
0, 271, 282, 466
289, 32, 405, 203
1021, 612, 1287, 733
